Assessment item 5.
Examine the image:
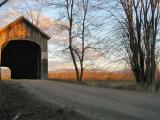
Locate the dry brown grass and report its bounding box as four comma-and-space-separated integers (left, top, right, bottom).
48, 70, 135, 81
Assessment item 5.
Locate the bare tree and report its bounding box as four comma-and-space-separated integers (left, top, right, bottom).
61, 0, 80, 81
44, 0, 104, 81
8, 0, 46, 27
115, 0, 160, 90
0, 0, 9, 7
77, 0, 89, 81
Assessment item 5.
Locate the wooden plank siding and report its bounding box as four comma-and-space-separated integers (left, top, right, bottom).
0, 16, 50, 79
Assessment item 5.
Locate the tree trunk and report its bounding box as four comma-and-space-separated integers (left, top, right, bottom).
79, 61, 84, 81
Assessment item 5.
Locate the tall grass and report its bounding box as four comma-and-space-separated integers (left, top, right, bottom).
48, 71, 135, 81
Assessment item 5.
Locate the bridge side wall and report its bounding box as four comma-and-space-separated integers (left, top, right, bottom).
0, 21, 48, 79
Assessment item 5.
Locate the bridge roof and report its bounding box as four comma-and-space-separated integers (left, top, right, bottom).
0, 16, 50, 40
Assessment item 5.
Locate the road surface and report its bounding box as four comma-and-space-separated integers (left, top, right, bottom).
14, 80, 160, 120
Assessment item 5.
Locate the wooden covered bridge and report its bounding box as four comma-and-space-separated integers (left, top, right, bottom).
0, 16, 50, 79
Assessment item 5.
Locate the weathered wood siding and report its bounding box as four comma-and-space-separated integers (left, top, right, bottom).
0, 18, 49, 79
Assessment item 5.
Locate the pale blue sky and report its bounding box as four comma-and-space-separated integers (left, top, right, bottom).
0, 0, 127, 71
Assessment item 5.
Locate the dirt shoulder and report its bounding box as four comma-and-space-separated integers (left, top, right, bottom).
0, 81, 90, 120
49, 79, 137, 91
50, 79, 160, 92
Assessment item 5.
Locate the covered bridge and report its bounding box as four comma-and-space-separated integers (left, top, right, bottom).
0, 16, 50, 79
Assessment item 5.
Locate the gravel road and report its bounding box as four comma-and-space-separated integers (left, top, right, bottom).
14, 80, 160, 120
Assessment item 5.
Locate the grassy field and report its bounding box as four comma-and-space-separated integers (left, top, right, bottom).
48, 70, 160, 91
48, 70, 135, 81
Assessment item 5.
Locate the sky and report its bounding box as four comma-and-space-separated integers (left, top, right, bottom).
0, 0, 127, 72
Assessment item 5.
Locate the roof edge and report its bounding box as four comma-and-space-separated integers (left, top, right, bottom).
0, 16, 51, 40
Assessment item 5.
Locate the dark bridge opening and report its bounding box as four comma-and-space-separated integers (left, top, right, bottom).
1, 40, 41, 79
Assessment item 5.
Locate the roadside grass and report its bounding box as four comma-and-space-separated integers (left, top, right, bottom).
49, 79, 160, 92
0, 81, 90, 120
48, 71, 160, 92
49, 79, 137, 91
48, 71, 137, 91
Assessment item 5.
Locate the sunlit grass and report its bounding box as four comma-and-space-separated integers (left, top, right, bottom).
48, 71, 135, 81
